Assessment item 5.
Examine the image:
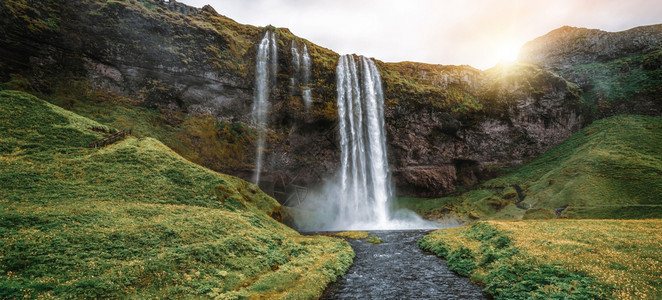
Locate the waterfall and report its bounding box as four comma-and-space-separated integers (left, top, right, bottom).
290, 40, 300, 93
270, 32, 278, 79
253, 31, 277, 184
301, 44, 312, 106
290, 41, 312, 107
334, 55, 392, 228
288, 55, 443, 231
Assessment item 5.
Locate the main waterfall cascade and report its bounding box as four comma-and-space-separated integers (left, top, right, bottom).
291, 55, 441, 231
335, 55, 392, 228
252, 31, 277, 184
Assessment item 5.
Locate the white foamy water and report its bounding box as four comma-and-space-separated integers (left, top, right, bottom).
252, 31, 277, 184
301, 44, 312, 106
291, 55, 441, 231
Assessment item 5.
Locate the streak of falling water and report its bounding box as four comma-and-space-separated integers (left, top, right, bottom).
286, 55, 442, 231
269, 31, 278, 80
335, 55, 392, 229
301, 44, 312, 106
290, 40, 300, 94
252, 31, 277, 184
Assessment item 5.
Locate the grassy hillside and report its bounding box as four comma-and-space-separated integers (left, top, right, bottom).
0, 90, 353, 298
560, 49, 662, 116
400, 114, 662, 221
419, 220, 662, 299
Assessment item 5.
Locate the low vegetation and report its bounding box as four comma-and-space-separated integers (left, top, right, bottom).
0, 90, 353, 298
378, 61, 483, 113
561, 49, 662, 114
419, 220, 662, 299
407, 114, 662, 222
365, 234, 383, 244
329, 231, 371, 240
396, 196, 458, 220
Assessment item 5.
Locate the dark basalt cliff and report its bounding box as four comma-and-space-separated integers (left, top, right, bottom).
1, 0, 660, 199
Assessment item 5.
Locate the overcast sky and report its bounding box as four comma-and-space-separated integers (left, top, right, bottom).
180, 0, 661, 70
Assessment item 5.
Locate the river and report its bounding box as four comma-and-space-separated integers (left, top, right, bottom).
320, 230, 489, 299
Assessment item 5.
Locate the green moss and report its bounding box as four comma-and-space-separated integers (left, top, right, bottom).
562, 49, 662, 113
378, 61, 483, 114
0, 0, 62, 34
396, 196, 459, 219
365, 234, 383, 244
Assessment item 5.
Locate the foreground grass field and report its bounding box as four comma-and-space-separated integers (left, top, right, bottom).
420, 220, 662, 299
0, 90, 353, 298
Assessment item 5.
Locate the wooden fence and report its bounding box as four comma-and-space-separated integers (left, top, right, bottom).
88, 129, 132, 148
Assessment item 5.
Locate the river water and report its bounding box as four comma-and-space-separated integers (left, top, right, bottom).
320, 230, 489, 299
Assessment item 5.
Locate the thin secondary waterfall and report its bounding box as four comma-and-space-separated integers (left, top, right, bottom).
335, 55, 392, 228
301, 44, 312, 106
290, 41, 312, 107
290, 40, 300, 93
253, 31, 277, 184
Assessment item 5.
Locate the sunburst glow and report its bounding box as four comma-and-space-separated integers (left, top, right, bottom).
498, 43, 522, 63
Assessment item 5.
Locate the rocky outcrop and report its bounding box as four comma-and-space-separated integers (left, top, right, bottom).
519, 25, 662, 121
519, 24, 662, 70
0, 0, 658, 198
385, 63, 583, 196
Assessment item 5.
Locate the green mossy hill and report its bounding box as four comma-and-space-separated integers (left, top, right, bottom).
419, 220, 662, 299
0, 73, 260, 180
0, 90, 353, 299
403, 114, 662, 221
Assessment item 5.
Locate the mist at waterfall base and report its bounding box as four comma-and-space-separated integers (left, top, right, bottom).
288, 55, 453, 232
289, 179, 457, 231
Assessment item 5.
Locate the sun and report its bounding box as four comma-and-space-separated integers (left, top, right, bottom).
497, 43, 521, 63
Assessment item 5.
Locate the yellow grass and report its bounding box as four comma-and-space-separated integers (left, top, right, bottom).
488, 219, 662, 300
329, 231, 371, 240
432, 220, 662, 299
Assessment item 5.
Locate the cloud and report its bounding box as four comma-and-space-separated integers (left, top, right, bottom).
180, 0, 662, 69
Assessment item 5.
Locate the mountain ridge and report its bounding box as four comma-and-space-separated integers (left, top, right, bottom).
519, 23, 662, 70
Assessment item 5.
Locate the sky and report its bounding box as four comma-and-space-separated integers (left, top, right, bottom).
180, 0, 661, 70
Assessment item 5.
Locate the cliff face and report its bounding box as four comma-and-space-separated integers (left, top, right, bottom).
0, 0, 659, 198
519, 24, 662, 70
519, 25, 662, 119
383, 63, 583, 196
